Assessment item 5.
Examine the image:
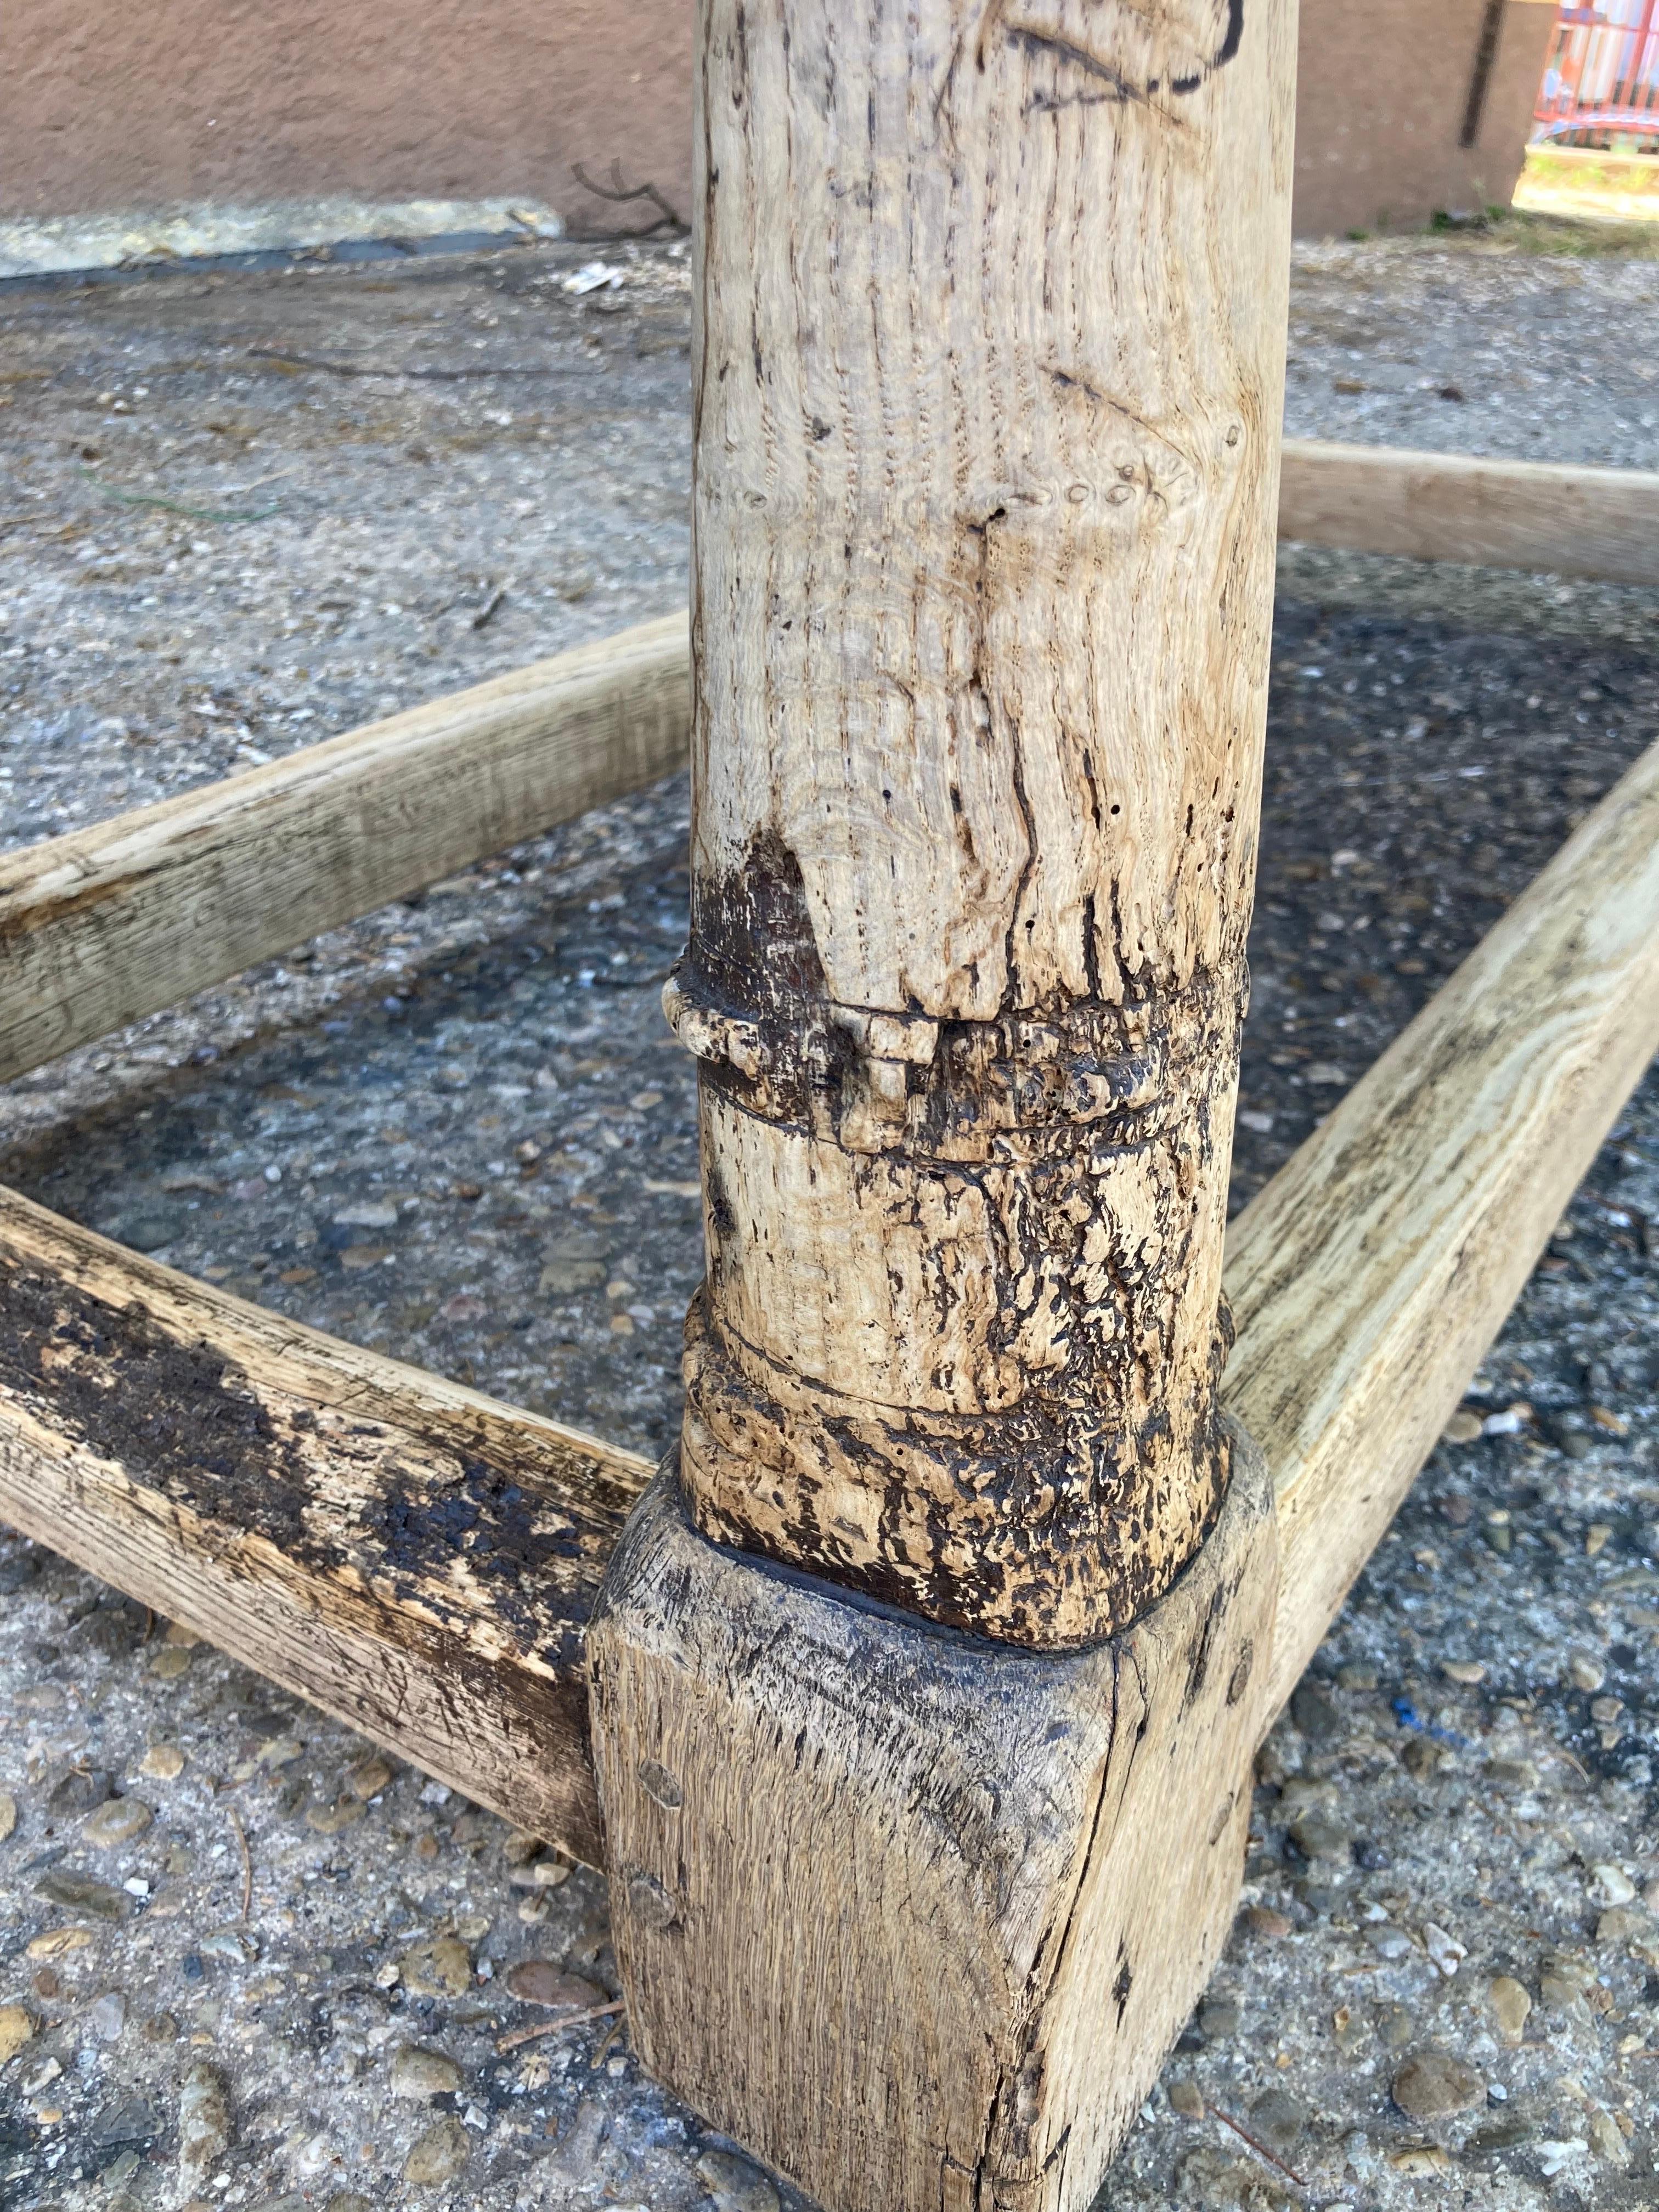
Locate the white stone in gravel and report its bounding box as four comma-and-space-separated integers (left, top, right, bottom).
178, 2059, 232, 2185
1424, 1922, 1466, 1977
1538, 2141, 1588, 2179
1590, 1863, 1636, 1905
1482, 1404, 1530, 1435
332, 1200, 399, 1227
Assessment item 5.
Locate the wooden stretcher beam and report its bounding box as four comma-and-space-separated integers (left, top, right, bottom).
3, 443, 1652, 1094
1228, 726, 1659, 1716
0, 612, 689, 1086
1279, 437, 1659, 586
1, 763, 1654, 1905
0, 1182, 650, 1866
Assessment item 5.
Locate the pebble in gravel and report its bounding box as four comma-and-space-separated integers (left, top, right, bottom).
1248, 2088, 1308, 2155
1390, 2050, 1486, 2120
177, 2059, 233, 2188
397, 1933, 471, 1997
402, 2113, 470, 2187
388, 2044, 464, 2099
1486, 1973, 1533, 2044
696, 2147, 782, 2212
80, 1795, 153, 1848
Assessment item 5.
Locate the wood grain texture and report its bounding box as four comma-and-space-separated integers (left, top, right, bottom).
1224, 734, 1659, 1720
673, 0, 1297, 1644
1278, 438, 1659, 585
0, 612, 689, 1085
0, 1182, 651, 1866
2, 437, 1648, 1093
589, 1428, 1276, 2212
4, 742, 1656, 1886
4, 443, 1650, 1096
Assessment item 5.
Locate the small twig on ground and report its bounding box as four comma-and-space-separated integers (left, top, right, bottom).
77, 468, 278, 524
589, 2018, 626, 2070
496, 2000, 625, 2054
247, 347, 557, 383
472, 583, 510, 631
571, 162, 685, 234
227, 1805, 253, 1920
1211, 2106, 1310, 2193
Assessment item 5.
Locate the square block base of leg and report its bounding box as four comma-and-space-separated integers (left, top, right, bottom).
588, 1419, 1277, 2212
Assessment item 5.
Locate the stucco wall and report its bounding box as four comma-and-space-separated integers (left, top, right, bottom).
2, 0, 695, 236
2, 0, 1557, 243
1295, 0, 1560, 235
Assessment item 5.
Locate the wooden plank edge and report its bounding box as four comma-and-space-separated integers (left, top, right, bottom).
0, 610, 690, 1085
9, 438, 1658, 1088
1279, 438, 1659, 586
1224, 733, 1659, 1719
3, 741, 1656, 1847
0, 1182, 651, 1865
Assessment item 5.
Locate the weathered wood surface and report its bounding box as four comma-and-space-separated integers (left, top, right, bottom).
1278, 438, 1659, 585
3, 741, 1656, 1874
668, 0, 1296, 1649
0, 1182, 651, 1866
0, 612, 689, 1086
4, 438, 1651, 1094
1226, 732, 1659, 1719
590, 1430, 1276, 2212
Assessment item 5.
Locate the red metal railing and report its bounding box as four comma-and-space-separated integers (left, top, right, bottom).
1534, 0, 1659, 143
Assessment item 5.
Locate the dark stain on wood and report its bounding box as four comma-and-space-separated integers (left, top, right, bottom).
0, 1228, 647, 1863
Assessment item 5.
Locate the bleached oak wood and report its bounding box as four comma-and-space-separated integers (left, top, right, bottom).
668, 0, 1295, 1649
0, 1182, 650, 1867
3, 438, 1651, 1095
592, 0, 1296, 2198
1278, 438, 1659, 585
1, 726, 1654, 1895
1225, 732, 1659, 1720
4, 736, 1656, 1894
0, 612, 689, 1086
590, 1431, 1276, 2212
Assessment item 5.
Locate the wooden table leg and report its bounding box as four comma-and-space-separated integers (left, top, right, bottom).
589, 0, 1296, 2199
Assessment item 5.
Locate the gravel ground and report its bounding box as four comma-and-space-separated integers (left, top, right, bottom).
2, 227, 1658, 2212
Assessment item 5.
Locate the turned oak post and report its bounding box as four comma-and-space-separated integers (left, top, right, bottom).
591, 0, 1295, 2202
662, 0, 1294, 1648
